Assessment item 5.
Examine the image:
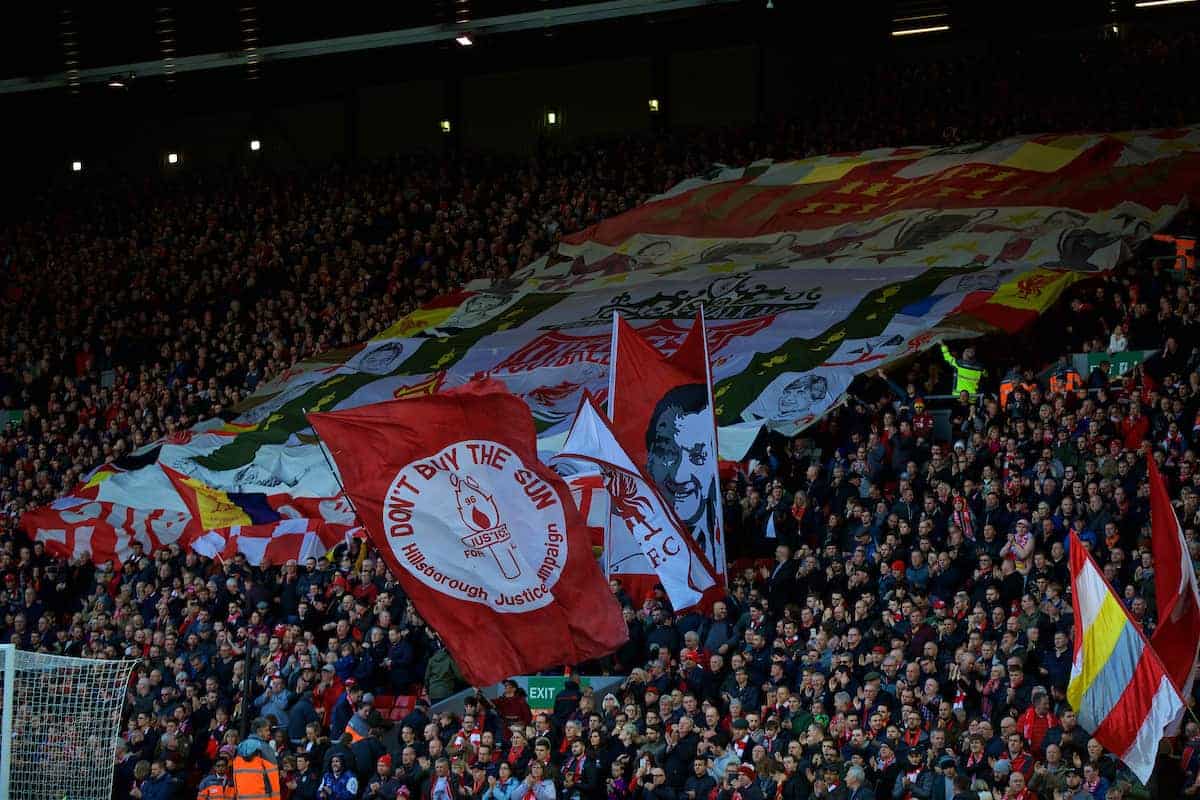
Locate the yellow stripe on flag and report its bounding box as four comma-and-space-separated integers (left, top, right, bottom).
374, 305, 458, 340
181, 476, 252, 529
793, 161, 864, 185
84, 467, 119, 489
1067, 591, 1129, 711
1002, 141, 1087, 173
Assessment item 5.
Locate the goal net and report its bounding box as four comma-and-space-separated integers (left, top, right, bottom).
0, 646, 137, 800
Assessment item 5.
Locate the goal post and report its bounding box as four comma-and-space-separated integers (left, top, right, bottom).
0, 644, 138, 800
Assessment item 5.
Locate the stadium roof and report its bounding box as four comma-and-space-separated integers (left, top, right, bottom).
3, 1, 1198, 96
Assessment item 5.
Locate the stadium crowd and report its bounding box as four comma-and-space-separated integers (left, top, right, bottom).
0, 24, 1198, 800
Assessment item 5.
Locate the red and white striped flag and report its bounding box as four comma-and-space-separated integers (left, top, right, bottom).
1147, 456, 1200, 729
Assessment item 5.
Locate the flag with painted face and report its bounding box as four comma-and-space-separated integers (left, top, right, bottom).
22, 127, 1200, 566
607, 311, 726, 589
554, 394, 717, 611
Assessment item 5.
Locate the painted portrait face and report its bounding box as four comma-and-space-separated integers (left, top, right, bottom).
647, 407, 713, 526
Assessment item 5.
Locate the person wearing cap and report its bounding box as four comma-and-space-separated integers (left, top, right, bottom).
730, 718, 754, 764
365, 754, 404, 800
932, 756, 959, 800
895, 748, 932, 800
716, 765, 763, 800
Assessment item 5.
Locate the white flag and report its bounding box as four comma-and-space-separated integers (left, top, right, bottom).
554, 395, 717, 611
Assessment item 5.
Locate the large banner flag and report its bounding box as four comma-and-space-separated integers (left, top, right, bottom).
608, 311, 726, 583
22, 127, 1200, 565
1147, 457, 1200, 726
1068, 532, 1183, 783
162, 466, 342, 566
554, 394, 717, 611
307, 382, 627, 686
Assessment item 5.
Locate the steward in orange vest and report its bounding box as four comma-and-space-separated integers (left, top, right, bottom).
197, 756, 235, 800
233, 719, 282, 800
1048, 366, 1083, 395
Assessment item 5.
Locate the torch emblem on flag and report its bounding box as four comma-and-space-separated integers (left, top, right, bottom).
451, 472, 521, 580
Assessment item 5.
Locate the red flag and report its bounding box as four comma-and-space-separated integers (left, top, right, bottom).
1148, 456, 1200, 721
607, 312, 726, 591
554, 393, 718, 612
307, 381, 627, 687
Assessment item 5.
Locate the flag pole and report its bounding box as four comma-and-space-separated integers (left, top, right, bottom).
303, 408, 371, 538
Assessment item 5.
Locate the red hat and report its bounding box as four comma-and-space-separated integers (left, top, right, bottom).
932, 599, 946, 610
681, 649, 700, 663
738, 766, 756, 782
344, 678, 357, 688
378, 754, 392, 769
891, 560, 906, 575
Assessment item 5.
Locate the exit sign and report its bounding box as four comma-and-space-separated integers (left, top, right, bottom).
525, 677, 591, 709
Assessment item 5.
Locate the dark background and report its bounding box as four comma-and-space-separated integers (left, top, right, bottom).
0, 0, 1196, 187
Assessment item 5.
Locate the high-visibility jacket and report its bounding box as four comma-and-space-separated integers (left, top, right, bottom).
233, 754, 281, 800
1048, 369, 1083, 394
1153, 233, 1196, 271
198, 774, 235, 800
344, 713, 369, 744
940, 344, 986, 397
999, 374, 1019, 408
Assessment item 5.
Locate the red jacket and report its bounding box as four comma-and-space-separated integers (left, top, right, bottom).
1120, 414, 1149, 451
1017, 707, 1058, 755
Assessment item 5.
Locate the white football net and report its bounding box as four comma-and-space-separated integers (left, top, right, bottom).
0, 646, 137, 800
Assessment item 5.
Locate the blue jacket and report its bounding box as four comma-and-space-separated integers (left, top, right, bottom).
288, 695, 321, 744
237, 735, 278, 765
482, 777, 522, 800
140, 773, 179, 800
331, 694, 354, 739
255, 687, 294, 729
320, 770, 360, 800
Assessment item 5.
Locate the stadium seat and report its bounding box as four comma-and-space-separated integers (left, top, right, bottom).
389, 695, 417, 721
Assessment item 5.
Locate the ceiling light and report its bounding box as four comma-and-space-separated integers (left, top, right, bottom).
440, 119, 452, 134
455, 34, 473, 46
648, 98, 660, 113
1135, 0, 1196, 6
891, 24, 950, 36
546, 110, 559, 126
107, 76, 126, 89
250, 139, 261, 151
167, 152, 180, 165
71, 160, 82, 172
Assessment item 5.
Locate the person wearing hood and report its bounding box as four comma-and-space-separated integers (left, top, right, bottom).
319, 754, 360, 800
234, 718, 282, 800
